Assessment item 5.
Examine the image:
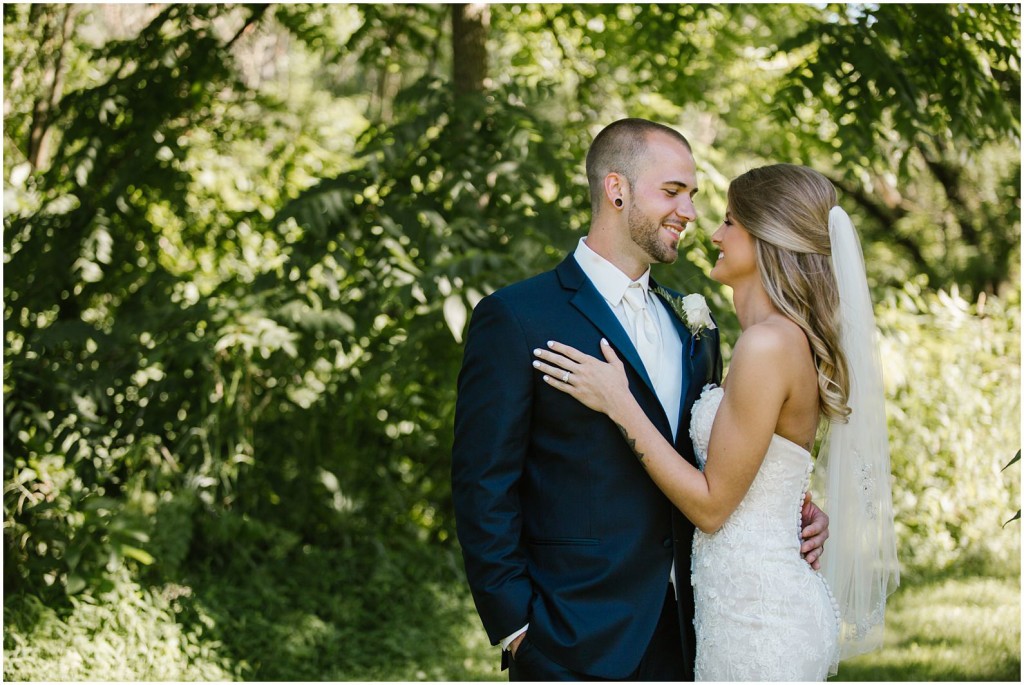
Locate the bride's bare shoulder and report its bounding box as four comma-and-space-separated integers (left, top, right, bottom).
730, 319, 812, 393
734, 317, 808, 360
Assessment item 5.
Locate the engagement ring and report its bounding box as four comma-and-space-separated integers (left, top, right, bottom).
562, 371, 571, 384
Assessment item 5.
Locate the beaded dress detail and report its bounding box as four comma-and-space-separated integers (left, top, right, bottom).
689, 384, 840, 681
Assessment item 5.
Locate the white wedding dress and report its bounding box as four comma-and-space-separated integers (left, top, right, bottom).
689, 385, 840, 681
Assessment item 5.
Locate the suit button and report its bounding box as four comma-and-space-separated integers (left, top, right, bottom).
663, 538, 672, 548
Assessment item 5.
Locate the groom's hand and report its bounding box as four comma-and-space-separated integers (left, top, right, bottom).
509, 632, 526, 658
799, 492, 829, 570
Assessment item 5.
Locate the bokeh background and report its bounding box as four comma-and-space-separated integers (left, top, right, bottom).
3, 3, 1020, 681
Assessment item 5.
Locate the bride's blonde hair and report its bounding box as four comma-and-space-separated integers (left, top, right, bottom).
727, 164, 851, 422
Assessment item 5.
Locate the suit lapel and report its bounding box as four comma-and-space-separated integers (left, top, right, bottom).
557, 256, 660, 400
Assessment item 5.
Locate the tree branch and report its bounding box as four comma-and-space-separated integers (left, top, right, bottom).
918, 139, 982, 247
827, 173, 937, 282
225, 4, 268, 50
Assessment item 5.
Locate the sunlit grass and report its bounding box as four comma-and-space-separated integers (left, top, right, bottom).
834, 563, 1021, 681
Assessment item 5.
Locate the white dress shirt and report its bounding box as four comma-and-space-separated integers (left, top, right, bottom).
573, 237, 684, 436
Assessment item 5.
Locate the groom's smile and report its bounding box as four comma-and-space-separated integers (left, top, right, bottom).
662, 221, 686, 245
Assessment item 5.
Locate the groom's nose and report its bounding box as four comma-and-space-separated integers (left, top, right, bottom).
675, 194, 696, 223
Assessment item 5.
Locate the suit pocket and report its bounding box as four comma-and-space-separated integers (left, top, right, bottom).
527, 536, 599, 546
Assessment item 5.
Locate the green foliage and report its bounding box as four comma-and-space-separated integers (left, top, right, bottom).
180, 524, 488, 680
772, 3, 1022, 296
778, 4, 1019, 160
3, 2, 582, 602
236, 72, 591, 553
878, 282, 1021, 572
4, 3, 272, 599
2, 3, 1020, 680
1003, 450, 1021, 526
3, 566, 240, 680
3, 522, 499, 681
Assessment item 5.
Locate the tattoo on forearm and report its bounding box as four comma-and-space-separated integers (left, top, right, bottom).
616, 423, 646, 467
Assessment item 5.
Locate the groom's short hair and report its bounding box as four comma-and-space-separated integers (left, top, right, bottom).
586, 118, 692, 215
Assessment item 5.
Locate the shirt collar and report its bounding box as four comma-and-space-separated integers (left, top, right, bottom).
573, 237, 652, 306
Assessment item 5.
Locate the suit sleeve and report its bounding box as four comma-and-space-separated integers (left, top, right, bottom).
451, 293, 534, 644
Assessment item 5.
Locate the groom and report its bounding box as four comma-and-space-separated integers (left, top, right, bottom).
451, 118, 829, 680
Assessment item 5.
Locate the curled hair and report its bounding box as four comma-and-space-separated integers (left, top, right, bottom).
728, 164, 851, 422
585, 118, 691, 215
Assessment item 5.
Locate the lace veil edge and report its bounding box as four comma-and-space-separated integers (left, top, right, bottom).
814, 206, 901, 676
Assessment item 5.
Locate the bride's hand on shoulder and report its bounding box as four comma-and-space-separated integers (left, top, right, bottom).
532, 338, 629, 417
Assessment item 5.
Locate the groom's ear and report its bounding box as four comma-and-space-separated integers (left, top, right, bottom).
603, 173, 628, 210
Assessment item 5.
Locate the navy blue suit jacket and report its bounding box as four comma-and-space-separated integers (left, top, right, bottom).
452, 254, 723, 679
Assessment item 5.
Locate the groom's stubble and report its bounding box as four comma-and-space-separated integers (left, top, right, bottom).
628, 200, 683, 266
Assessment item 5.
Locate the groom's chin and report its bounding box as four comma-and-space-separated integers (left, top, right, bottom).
659, 250, 681, 265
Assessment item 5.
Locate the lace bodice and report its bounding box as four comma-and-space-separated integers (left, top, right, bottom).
689, 385, 815, 535
688, 384, 840, 681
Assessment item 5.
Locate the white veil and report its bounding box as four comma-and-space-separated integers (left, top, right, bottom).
813, 206, 901, 674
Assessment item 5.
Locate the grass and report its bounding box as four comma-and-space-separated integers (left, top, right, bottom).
833, 563, 1021, 681
4, 545, 1019, 681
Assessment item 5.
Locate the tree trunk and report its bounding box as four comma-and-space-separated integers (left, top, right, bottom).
451, 4, 489, 96
27, 5, 76, 170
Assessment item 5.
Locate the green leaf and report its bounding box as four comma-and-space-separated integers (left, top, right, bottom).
120, 545, 155, 565
442, 294, 467, 343
65, 574, 87, 595
1002, 450, 1020, 471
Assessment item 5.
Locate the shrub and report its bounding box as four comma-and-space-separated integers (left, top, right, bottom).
2, 566, 240, 681
878, 279, 1021, 573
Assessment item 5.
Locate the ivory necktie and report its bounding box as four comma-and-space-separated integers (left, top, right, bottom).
624, 284, 673, 592
622, 284, 663, 392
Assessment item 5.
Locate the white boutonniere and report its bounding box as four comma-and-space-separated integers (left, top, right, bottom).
654, 286, 717, 340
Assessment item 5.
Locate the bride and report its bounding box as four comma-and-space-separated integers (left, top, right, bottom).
532, 164, 900, 680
